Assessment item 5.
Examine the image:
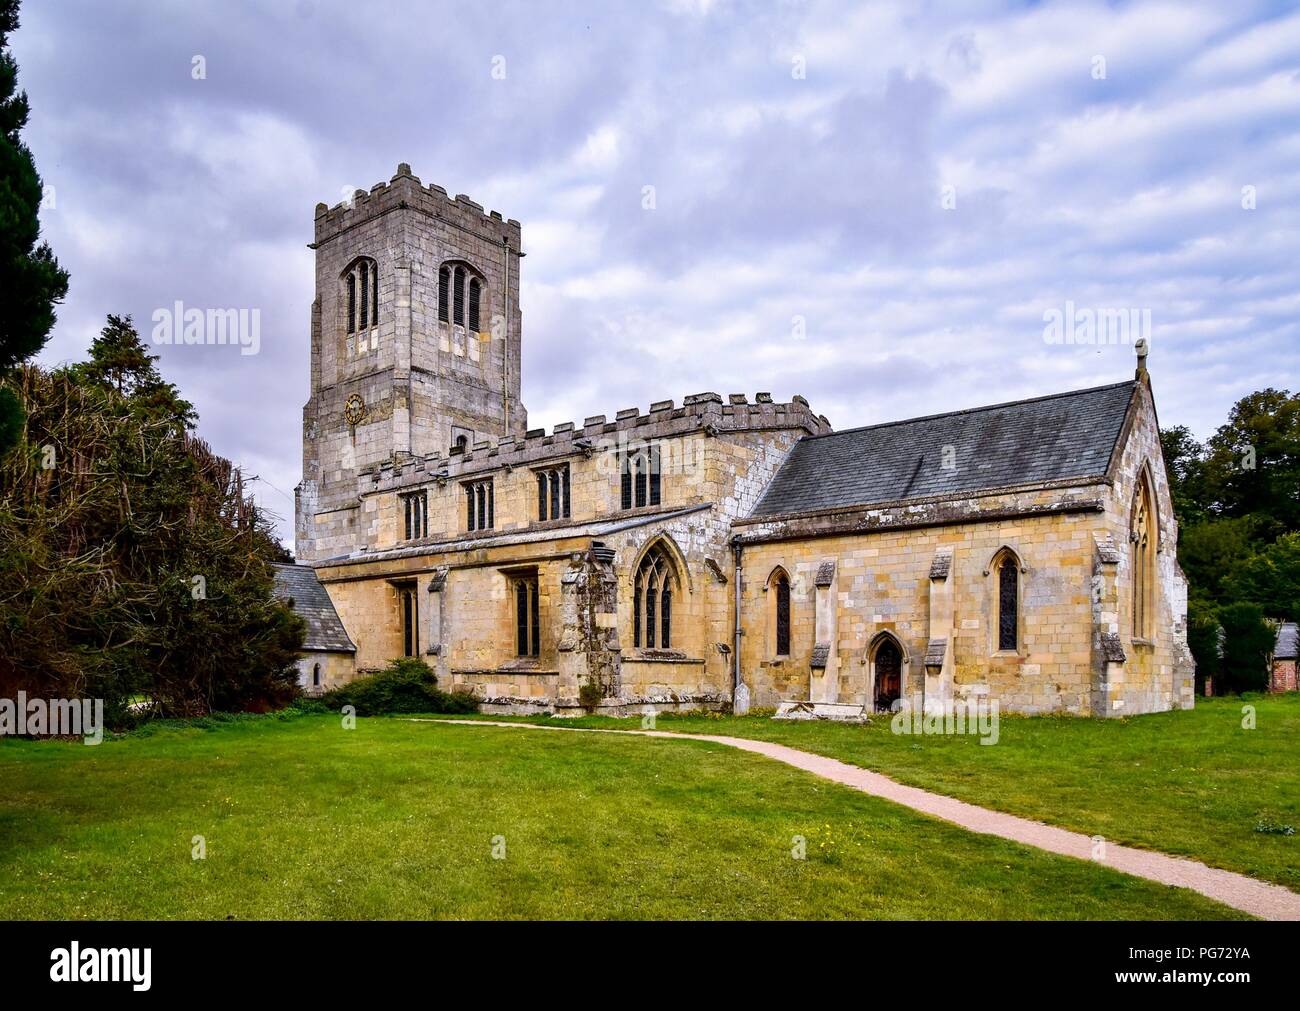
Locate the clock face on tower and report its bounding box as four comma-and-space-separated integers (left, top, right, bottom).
343, 394, 366, 426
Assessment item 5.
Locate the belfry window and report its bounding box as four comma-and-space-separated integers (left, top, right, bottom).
536, 464, 571, 521
633, 543, 677, 649
439, 262, 484, 332
465, 479, 494, 532
620, 444, 662, 510
343, 257, 379, 338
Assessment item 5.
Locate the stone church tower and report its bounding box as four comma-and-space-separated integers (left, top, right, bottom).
296, 164, 527, 561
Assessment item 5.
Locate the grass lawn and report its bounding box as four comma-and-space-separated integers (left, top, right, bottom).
451, 694, 1300, 891
0, 714, 1247, 920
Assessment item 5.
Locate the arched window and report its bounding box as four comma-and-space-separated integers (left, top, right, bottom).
988, 548, 1022, 653
312, 663, 321, 688
342, 257, 378, 338
634, 543, 677, 649
1132, 476, 1156, 639
438, 261, 486, 330
771, 569, 791, 656
998, 556, 1018, 651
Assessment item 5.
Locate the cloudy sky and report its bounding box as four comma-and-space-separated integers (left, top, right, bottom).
13, 0, 1300, 548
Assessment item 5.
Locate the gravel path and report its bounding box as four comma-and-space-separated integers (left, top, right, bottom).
418, 718, 1300, 920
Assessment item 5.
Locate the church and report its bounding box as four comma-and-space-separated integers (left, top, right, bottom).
284, 164, 1195, 719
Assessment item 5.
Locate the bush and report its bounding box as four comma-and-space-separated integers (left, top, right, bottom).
321, 658, 478, 716
1218, 602, 1273, 694
577, 680, 602, 711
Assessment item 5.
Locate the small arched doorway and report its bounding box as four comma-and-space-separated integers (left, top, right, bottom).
873, 639, 902, 711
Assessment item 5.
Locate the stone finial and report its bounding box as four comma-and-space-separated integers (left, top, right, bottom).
1135, 338, 1149, 379
755, 392, 774, 404
396, 162, 412, 176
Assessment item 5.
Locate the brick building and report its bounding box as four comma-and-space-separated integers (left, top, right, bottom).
288, 165, 1195, 717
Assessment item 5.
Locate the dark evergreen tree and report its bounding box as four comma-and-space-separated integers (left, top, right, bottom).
0, 0, 69, 453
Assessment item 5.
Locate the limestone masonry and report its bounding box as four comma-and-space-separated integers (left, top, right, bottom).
289, 164, 1195, 718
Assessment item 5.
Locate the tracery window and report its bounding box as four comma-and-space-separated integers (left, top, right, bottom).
1132, 477, 1156, 639
439, 262, 484, 332
343, 256, 379, 336
465, 479, 494, 531
401, 491, 428, 541
620, 444, 661, 510
515, 575, 541, 657
536, 464, 571, 521
633, 543, 676, 649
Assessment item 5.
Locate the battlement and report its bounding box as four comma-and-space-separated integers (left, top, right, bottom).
312, 163, 522, 249
359, 392, 831, 493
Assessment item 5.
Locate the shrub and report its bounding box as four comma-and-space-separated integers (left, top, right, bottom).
322, 658, 478, 716
578, 680, 602, 712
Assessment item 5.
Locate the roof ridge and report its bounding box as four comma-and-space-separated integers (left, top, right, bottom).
799, 379, 1136, 442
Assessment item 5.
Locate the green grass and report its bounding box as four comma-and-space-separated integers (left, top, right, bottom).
0, 714, 1248, 920
446, 694, 1300, 890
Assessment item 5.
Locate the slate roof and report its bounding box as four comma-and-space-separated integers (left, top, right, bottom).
1275, 621, 1299, 660
273, 563, 356, 653
751, 381, 1136, 518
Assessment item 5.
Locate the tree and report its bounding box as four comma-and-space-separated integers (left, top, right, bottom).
1159, 424, 1209, 527
0, 316, 302, 719
1217, 602, 1273, 695
1177, 516, 1262, 611
1202, 388, 1300, 534
0, 0, 69, 453
1228, 531, 1300, 624
78, 314, 195, 430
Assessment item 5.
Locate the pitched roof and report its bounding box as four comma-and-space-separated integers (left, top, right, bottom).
751, 381, 1136, 518
1276, 621, 1298, 660
273, 563, 356, 653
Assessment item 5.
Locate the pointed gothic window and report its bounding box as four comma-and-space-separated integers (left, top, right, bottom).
468, 277, 481, 332
453, 266, 465, 325
515, 575, 540, 657
775, 572, 791, 656
998, 557, 1018, 651
341, 257, 378, 342
1132, 478, 1156, 639
634, 543, 677, 649
438, 266, 450, 323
